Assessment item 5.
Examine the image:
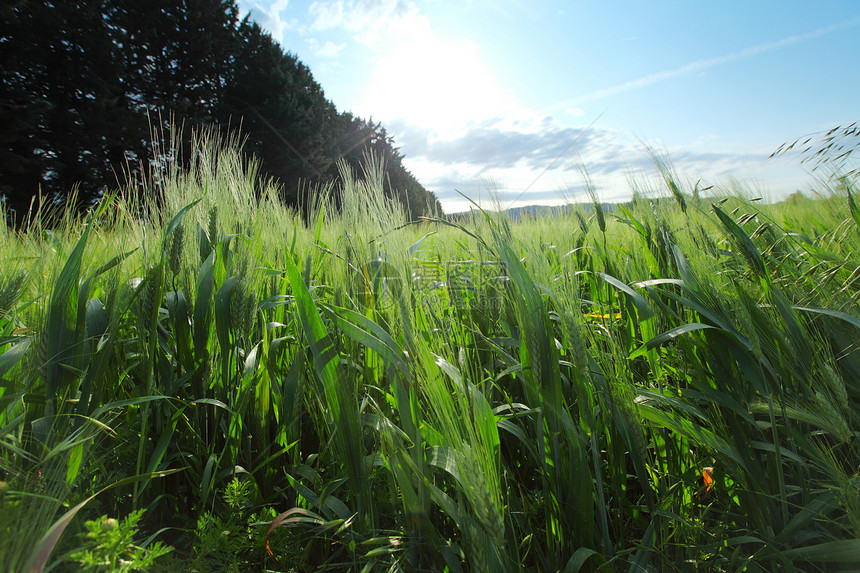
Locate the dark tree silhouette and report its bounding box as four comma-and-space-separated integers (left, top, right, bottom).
0, 0, 441, 225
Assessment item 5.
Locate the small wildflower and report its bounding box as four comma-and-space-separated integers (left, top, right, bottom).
703, 467, 714, 493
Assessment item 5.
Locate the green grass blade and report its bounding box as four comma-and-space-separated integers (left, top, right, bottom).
284, 252, 370, 527
193, 250, 216, 360
793, 305, 860, 330
637, 403, 749, 473
0, 337, 31, 379
563, 547, 603, 573
775, 490, 839, 545
632, 323, 719, 357
23, 469, 182, 573
163, 198, 201, 240
713, 204, 767, 279
44, 223, 90, 414
326, 304, 409, 379
284, 255, 341, 421
596, 271, 654, 320
775, 539, 860, 563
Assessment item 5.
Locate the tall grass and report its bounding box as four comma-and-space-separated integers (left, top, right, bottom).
1, 129, 859, 571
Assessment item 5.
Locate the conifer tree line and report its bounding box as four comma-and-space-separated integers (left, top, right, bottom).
0, 0, 442, 224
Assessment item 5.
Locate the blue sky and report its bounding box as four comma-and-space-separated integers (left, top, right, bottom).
236, 0, 860, 212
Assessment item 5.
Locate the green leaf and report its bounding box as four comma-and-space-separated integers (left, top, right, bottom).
775, 539, 860, 563
200, 453, 218, 508
193, 250, 216, 358
638, 323, 719, 353
284, 255, 340, 420
84, 298, 108, 340
793, 305, 860, 330
191, 398, 233, 413
65, 442, 84, 487
713, 205, 767, 279
24, 470, 182, 573
847, 188, 860, 232
0, 337, 31, 379
564, 547, 603, 573
284, 252, 369, 523
141, 407, 184, 489
214, 275, 241, 355
163, 199, 201, 240
638, 403, 750, 474
596, 271, 654, 320
408, 231, 436, 259
427, 446, 462, 482
90, 395, 172, 418
327, 304, 409, 380
44, 223, 90, 408
628, 520, 655, 572
776, 491, 839, 545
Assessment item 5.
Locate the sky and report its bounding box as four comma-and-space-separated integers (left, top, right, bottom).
236, 0, 860, 213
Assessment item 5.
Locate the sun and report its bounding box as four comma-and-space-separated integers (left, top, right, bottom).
359, 25, 512, 135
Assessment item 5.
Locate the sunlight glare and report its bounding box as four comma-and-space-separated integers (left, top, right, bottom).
360, 21, 514, 136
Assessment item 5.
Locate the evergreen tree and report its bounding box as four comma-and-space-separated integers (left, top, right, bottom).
0, 0, 124, 218
111, 0, 239, 124
0, 0, 442, 224
221, 20, 338, 205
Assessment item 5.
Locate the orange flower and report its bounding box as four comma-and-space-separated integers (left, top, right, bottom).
703, 466, 714, 493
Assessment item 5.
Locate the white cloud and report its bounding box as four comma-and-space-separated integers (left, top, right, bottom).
388, 115, 807, 212
308, 0, 346, 30
387, 117, 642, 210
307, 38, 346, 57
244, 0, 295, 42
309, 0, 419, 45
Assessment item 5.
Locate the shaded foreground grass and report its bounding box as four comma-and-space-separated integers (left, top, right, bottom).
1, 132, 860, 571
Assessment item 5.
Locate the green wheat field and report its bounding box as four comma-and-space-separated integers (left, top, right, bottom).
1, 131, 859, 572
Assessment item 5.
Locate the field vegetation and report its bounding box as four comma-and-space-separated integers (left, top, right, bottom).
1, 130, 859, 571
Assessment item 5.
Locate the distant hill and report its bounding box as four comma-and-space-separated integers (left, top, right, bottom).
447, 202, 617, 221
